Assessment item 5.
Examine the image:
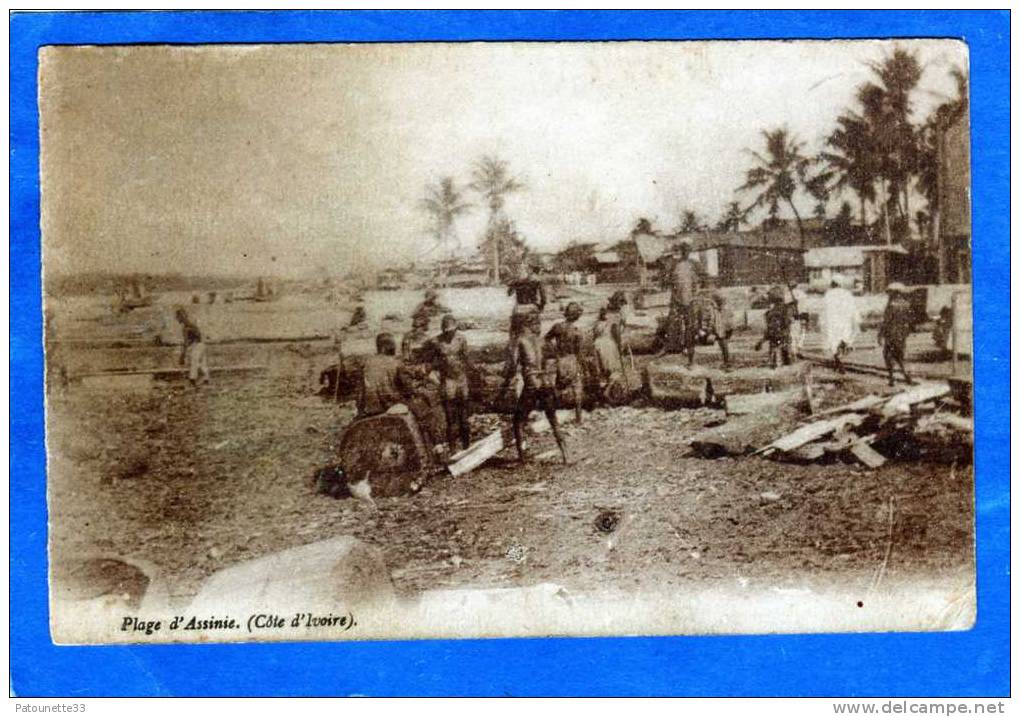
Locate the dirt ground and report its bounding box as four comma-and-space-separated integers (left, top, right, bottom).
46, 337, 974, 607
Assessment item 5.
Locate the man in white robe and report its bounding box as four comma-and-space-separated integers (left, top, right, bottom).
821, 278, 860, 371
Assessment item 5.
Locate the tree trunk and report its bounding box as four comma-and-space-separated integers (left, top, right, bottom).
859, 196, 867, 228
880, 177, 893, 245
787, 198, 806, 251
489, 213, 500, 285
903, 182, 911, 240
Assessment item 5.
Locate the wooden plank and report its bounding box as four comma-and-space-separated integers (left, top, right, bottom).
849, 441, 887, 469
757, 413, 864, 455
880, 382, 951, 417
448, 430, 504, 478
807, 394, 885, 419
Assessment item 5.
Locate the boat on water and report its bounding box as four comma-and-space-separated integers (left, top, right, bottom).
116, 278, 155, 312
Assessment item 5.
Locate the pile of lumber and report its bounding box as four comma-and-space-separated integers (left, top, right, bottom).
753, 381, 971, 468
688, 380, 971, 467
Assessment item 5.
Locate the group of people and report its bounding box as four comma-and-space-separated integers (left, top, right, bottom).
171, 252, 919, 471
352, 261, 637, 466
351, 263, 561, 465
659, 239, 917, 385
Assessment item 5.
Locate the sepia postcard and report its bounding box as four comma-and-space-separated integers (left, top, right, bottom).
40, 39, 975, 644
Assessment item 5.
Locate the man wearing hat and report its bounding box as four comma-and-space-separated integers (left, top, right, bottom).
544, 301, 586, 424
878, 282, 915, 386
664, 238, 702, 366
426, 314, 474, 451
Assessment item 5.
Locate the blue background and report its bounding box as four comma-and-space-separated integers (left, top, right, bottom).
10, 11, 1010, 697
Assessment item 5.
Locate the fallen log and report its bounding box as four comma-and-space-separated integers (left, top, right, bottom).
646, 358, 808, 406
724, 389, 802, 416
688, 406, 805, 458
76, 364, 267, 389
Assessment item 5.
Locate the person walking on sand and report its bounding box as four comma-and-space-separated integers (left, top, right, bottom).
175, 308, 210, 387
511, 312, 569, 465
426, 314, 474, 452
878, 282, 916, 387
820, 278, 860, 373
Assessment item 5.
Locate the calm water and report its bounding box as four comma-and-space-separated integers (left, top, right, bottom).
49, 285, 518, 346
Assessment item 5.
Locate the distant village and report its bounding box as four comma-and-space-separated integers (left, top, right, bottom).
386, 49, 971, 299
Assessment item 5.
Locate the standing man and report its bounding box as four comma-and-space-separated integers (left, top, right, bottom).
507, 259, 547, 343
709, 291, 733, 370
427, 314, 473, 452
511, 313, 569, 465
878, 282, 916, 387
665, 239, 701, 366
821, 278, 860, 373
503, 259, 548, 388
545, 302, 586, 424
175, 308, 210, 387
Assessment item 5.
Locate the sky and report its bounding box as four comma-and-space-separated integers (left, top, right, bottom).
39, 39, 967, 278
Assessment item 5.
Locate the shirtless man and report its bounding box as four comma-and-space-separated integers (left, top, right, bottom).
511, 313, 569, 465
426, 314, 473, 452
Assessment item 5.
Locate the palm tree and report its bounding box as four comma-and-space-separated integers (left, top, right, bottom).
715, 202, 747, 232
858, 48, 924, 243
737, 127, 812, 248
631, 217, 655, 236
678, 210, 705, 234
468, 155, 525, 283
817, 112, 878, 227
421, 176, 472, 257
